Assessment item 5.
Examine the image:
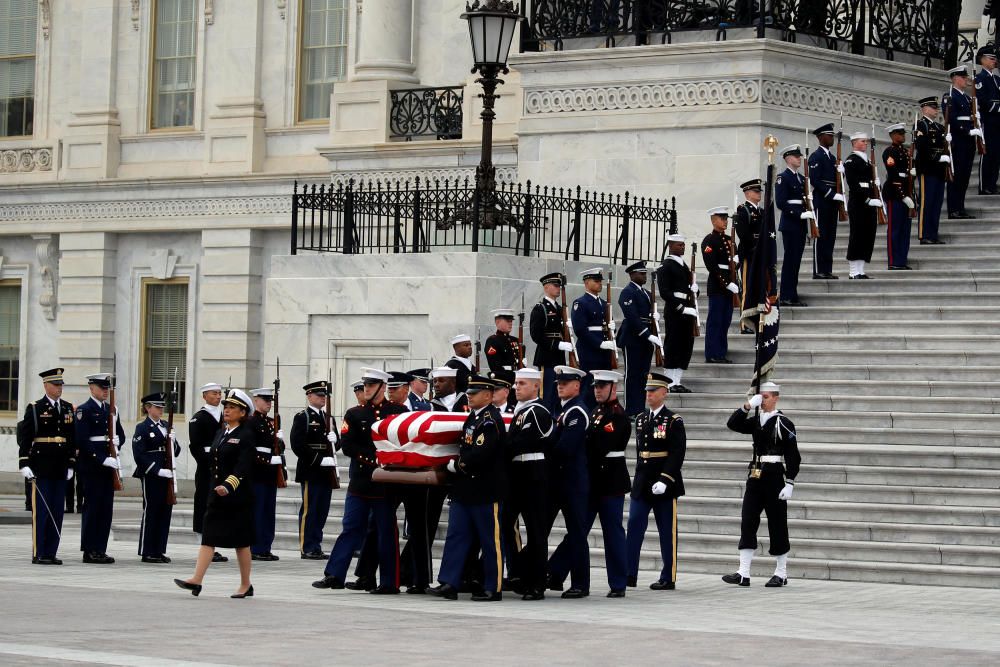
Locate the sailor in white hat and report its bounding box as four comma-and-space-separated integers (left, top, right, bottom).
446, 334, 475, 393
656, 233, 698, 393
843, 129, 881, 279
429, 366, 469, 413
188, 381, 226, 560
775, 144, 811, 307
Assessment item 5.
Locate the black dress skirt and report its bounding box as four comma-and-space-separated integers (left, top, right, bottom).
201, 422, 256, 549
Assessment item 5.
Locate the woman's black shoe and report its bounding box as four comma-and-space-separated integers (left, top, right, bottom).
426, 583, 458, 600
174, 579, 202, 597
231, 585, 254, 598
212, 552, 228, 563
521, 590, 545, 601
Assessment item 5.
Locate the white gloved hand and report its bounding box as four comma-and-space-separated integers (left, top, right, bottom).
112, 435, 121, 448
690, 282, 699, 294
874, 178, 881, 188
269, 455, 283, 465
276, 429, 285, 441
726, 283, 740, 294
971, 128, 984, 138
651, 481, 667, 495
836, 163, 846, 174
21, 466, 34, 480
599, 340, 617, 351
682, 307, 697, 318
939, 154, 951, 163
157, 469, 173, 479
558, 341, 574, 352
909, 168, 917, 177
748, 394, 763, 409
800, 211, 815, 220
102, 456, 120, 469
446, 459, 457, 473
867, 199, 884, 207
326, 431, 338, 445
832, 193, 846, 203
945, 133, 952, 143
66, 469, 74, 481
608, 319, 617, 332
169, 429, 182, 448
647, 334, 663, 348
319, 456, 335, 467
732, 254, 739, 264
778, 483, 794, 500
902, 196, 915, 209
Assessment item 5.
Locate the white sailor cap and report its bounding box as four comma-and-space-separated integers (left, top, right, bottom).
249, 387, 274, 398
849, 131, 869, 141
707, 206, 729, 218
580, 267, 604, 281
431, 366, 458, 379
666, 233, 686, 243
450, 334, 471, 345
591, 369, 624, 383
554, 365, 587, 380
781, 144, 803, 158
359, 367, 391, 383
885, 123, 906, 135
514, 367, 542, 381
759, 381, 781, 393
86, 373, 113, 387
199, 382, 222, 393
491, 308, 515, 319
222, 389, 254, 412
948, 65, 969, 77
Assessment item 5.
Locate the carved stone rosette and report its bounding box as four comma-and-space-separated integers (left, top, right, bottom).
0, 148, 54, 173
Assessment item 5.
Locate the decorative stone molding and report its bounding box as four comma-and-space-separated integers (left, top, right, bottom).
149, 249, 178, 280
759, 80, 913, 125
330, 166, 517, 187
131, 0, 141, 30
1, 148, 53, 173
39, 0, 50, 38
0, 196, 290, 223
524, 80, 761, 114
276, 0, 287, 19
32, 234, 58, 321
205, 0, 214, 25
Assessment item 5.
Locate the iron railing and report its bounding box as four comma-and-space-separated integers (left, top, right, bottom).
389, 86, 464, 141
520, 0, 962, 67
291, 177, 677, 265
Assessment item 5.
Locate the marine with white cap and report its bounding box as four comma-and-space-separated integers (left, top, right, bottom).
655, 231, 697, 393
722, 381, 802, 588
775, 144, 812, 306
843, 130, 881, 279
290, 379, 338, 560
881, 123, 916, 270
943, 64, 979, 219
445, 334, 476, 393
615, 260, 661, 417
188, 381, 226, 562
483, 308, 522, 386
701, 206, 739, 364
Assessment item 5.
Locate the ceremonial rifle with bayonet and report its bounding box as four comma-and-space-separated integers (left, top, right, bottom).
325, 368, 340, 490
559, 270, 579, 368
517, 293, 525, 369
870, 124, 889, 225
107, 354, 123, 491
603, 266, 619, 369
835, 115, 849, 221
164, 368, 179, 506
273, 358, 287, 488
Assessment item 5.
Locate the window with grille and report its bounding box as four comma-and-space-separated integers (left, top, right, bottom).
0, 282, 20, 413
151, 0, 197, 129
141, 281, 188, 414
0, 0, 36, 137
298, 0, 347, 122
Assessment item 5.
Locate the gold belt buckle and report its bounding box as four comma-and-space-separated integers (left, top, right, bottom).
749, 467, 762, 479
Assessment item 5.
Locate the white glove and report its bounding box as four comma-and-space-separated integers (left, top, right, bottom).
599, 340, 616, 351
319, 456, 336, 467
945, 133, 952, 143
647, 334, 663, 348
909, 168, 917, 177
276, 429, 285, 441
939, 155, 951, 164
732, 254, 739, 264
446, 459, 457, 473
21, 466, 34, 480
682, 307, 697, 318
558, 341, 574, 352
971, 128, 984, 138
902, 196, 915, 209
102, 456, 120, 469
874, 178, 881, 188
169, 429, 182, 448
748, 394, 763, 409
269, 455, 283, 465
832, 193, 846, 203
836, 163, 846, 174
690, 282, 699, 295
726, 283, 739, 294
866, 199, 884, 207
651, 481, 667, 495
326, 431, 338, 445
608, 319, 616, 332
778, 483, 794, 500
157, 469, 173, 479
800, 211, 815, 220
66, 469, 74, 481
112, 435, 121, 448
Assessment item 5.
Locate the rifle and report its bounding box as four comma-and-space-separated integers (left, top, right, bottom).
972, 95, 987, 156
802, 135, 819, 242
273, 358, 286, 488
835, 115, 849, 221
943, 93, 955, 182
689, 244, 701, 338
602, 267, 619, 369
908, 112, 918, 219
108, 354, 123, 491
649, 270, 665, 367
325, 369, 340, 489
164, 368, 178, 506
558, 272, 579, 368
870, 125, 888, 225
475, 326, 483, 374
726, 232, 741, 309
517, 293, 525, 369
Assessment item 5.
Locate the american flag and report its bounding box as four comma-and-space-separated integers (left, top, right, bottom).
746, 160, 780, 390
372, 411, 513, 468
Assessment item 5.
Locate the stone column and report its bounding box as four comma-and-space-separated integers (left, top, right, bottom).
354, 0, 418, 83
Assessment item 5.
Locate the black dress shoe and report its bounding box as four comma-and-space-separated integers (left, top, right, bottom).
174, 579, 202, 596
345, 577, 376, 591
856, 274, 871, 280
34, 557, 60, 565
626, 576, 637, 588
503, 577, 525, 595
546, 576, 564, 592
369, 585, 400, 595
300, 551, 327, 560
765, 576, 788, 587
560, 588, 589, 599
426, 583, 459, 600
722, 572, 750, 586
142, 556, 168, 564
212, 552, 228, 563
790, 300, 808, 307
740, 328, 754, 335
471, 591, 502, 601
405, 586, 427, 595
931, 239, 946, 244
959, 211, 976, 219
649, 580, 676, 590
521, 590, 545, 601
607, 589, 626, 598
706, 358, 732, 364
947, 213, 960, 219
83, 552, 114, 564
668, 384, 691, 393
825, 273, 839, 279
231, 585, 254, 599
311, 576, 345, 589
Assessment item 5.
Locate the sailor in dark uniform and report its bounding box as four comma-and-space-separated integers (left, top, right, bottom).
656, 235, 698, 393
430, 366, 469, 412
775, 144, 814, 306
808, 123, 844, 279
615, 261, 661, 416
484, 309, 522, 386
882, 123, 917, 270
915, 96, 950, 244
944, 65, 980, 219
132, 392, 181, 563
446, 334, 475, 393
188, 382, 226, 563
843, 131, 882, 279
17, 368, 76, 564
529, 272, 571, 404
976, 46, 1000, 194
722, 382, 801, 587
625, 369, 686, 590
75, 372, 126, 564
571, 268, 617, 387
248, 388, 285, 561
733, 178, 764, 333
489, 375, 516, 416
290, 380, 338, 559
405, 368, 433, 411
701, 207, 739, 364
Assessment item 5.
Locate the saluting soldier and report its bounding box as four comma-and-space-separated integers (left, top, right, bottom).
290, 380, 338, 559
733, 178, 764, 333
132, 392, 181, 563
405, 368, 433, 411
571, 268, 616, 394
843, 131, 882, 279
882, 123, 917, 270
445, 334, 476, 393
656, 234, 698, 393
17, 368, 76, 565
915, 96, 950, 244
808, 123, 844, 279
775, 144, 814, 306
975, 45, 1000, 195
429, 366, 469, 412
944, 65, 981, 219
625, 369, 686, 591
484, 309, 522, 386
701, 207, 739, 364
427, 374, 507, 602
616, 261, 662, 417
722, 382, 801, 588
75, 373, 126, 564
248, 388, 285, 561
188, 382, 226, 563
529, 272, 571, 403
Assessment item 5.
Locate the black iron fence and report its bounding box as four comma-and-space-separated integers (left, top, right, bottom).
521, 0, 962, 67
291, 177, 677, 265
389, 87, 464, 141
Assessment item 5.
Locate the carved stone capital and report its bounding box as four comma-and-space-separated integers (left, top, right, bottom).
39, 0, 51, 39
131, 0, 141, 31
32, 234, 58, 321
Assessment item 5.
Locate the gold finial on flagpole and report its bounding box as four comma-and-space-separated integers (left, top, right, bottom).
765, 135, 779, 165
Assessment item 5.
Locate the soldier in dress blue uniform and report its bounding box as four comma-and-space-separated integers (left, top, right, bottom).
882, 123, 917, 270
290, 380, 338, 559
975, 46, 1000, 194
775, 144, 814, 306
656, 235, 698, 392
427, 374, 507, 601
188, 382, 226, 563
615, 261, 662, 416
544, 365, 593, 599
75, 373, 126, 564
808, 123, 844, 279
733, 178, 764, 333
529, 272, 571, 404
132, 391, 181, 563
944, 65, 981, 219
915, 96, 950, 244
722, 382, 801, 588
625, 369, 686, 590
489, 375, 516, 416
571, 268, 616, 391
701, 207, 740, 364
405, 368, 433, 411
445, 334, 476, 393
247, 388, 286, 561
843, 131, 883, 279
17, 368, 76, 564
484, 309, 523, 386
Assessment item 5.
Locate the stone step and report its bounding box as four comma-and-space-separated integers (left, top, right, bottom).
757, 319, 992, 335
739, 333, 1000, 352
690, 361, 1000, 383
776, 305, 1000, 320
691, 377, 1000, 398
771, 291, 1000, 306
686, 440, 1000, 468
668, 392, 1000, 414
722, 349, 1000, 368
764, 278, 1000, 294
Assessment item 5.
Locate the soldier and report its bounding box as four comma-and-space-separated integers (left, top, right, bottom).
132, 392, 181, 563
290, 380, 338, 559
843, 132, 882, 279
489, 375, 516, 415
656, 234, 698, 393
484, 309, 522, 386
501, 367, 552, 600
188, 382, 226, 563
405, 368, 433, 410
944, 65, 981, 219
722, 382, 801, 587
445, 334, 475, 393
429, 366, 469, 412
529, 272, 571, 403
313, 368, 407, 594
75, 373, 126, 564
701, 207, 739, 364
616, 261, 662, 416
808, 123, 844, 279
571, 268, 616, 390
352, 379, 366, 406
775, 144, 814, 306
882, 123, 917, 270
625, 369, 686, 590
17, 368, 76, 565
427, 374, 506, 601
248, 388, 285, 561
733, 178, 764, 334
976, 45, 1000, 195
915, 96, 950, 245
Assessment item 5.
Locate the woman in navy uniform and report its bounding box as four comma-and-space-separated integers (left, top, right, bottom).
248, 388, 286, 561
188, 382, 225, 562
175, 389, 257, 597
132, 392, 181, 563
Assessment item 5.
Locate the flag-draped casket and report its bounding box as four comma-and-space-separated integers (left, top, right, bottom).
371, 411, 513, 468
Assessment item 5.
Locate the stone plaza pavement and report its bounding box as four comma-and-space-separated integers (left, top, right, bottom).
1, 505, 998, 666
